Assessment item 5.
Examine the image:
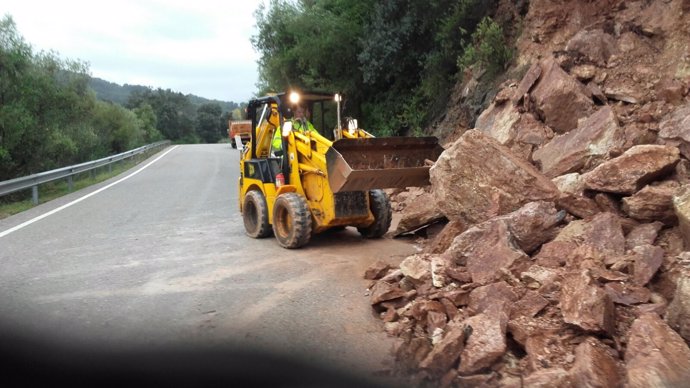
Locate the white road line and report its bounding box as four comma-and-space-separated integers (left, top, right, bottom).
0, 146, 179, 239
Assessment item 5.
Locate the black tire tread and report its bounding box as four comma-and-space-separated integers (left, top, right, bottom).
273, 193, 312, 248
357, 189, 392, 239
243, 190, 272, 238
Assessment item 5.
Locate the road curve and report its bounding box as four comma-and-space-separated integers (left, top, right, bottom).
0, 144, 416, 384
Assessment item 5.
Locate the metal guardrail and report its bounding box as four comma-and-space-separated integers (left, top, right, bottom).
0, 140, 171, 205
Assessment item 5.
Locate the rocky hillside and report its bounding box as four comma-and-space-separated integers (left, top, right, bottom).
369, 0, 690, 386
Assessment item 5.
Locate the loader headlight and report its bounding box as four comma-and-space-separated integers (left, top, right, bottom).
289, 91, 300, 104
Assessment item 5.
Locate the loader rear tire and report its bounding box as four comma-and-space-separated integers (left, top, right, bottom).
243, 190, 272, 238
273, 193, 312, 249
357, 189, 392, 239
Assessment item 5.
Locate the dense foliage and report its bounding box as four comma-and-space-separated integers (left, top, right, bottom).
252, 0, 509, 136
0, 15, 238, 181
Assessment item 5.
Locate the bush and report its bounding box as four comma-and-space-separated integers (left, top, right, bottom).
457, 17, 513, 77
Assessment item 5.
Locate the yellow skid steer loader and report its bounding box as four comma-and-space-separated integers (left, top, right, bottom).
238, 90, 443, 248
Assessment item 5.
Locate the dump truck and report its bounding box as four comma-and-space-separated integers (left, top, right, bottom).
228, 120, 252, 149
238, 90, 443, 248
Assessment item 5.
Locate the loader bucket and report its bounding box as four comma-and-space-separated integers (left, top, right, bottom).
325, 137, 444, 193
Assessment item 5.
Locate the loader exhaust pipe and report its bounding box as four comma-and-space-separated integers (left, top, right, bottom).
325, 137, 443, 193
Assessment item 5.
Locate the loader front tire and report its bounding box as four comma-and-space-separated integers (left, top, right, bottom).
273, 193, 312, 249
243, 190, 272, 238
357, 189, 392, 239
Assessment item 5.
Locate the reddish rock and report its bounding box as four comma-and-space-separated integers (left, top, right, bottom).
593, 193, 622, 216
475, 98, 521, 145
493, 201, 565, 254
531, 58, 595, 133
582, 145, 680, 195
520, 265, 562, 290
622, 182, 680, 224
533, 240, 579, 268
514, 113, 554, 146
507, 315, 563, 347
430, 130, 559, 225
467, 281, 519, 315
560, 270, 615, 334
425, 220, 467, 254
406, 300, 445, 322
565, 29, 618, 65
427, 311, 448, 339
514, 62, 542, 104
625, 313, 690, 388
557, 194, 602, 219
524, 334, 571, 373
419, 318, 466, 375
446, 220, 530, 285
395, 337, 432, 372
523, 368, 573, 388
533, 106, 624, 178
625, 222, 664, 250
393, 190, 447, 236
399, 254, 431, 282
666, 275, 690, 342
656, 78, 685, 105
445, 265, 472, 284
438, 289, 470, 308
631, 245, 664, 286
570, 337, 622, 388
672, 186, 690, 250
659, 103, 690, 158
458, 305, 508, 375
370, 281, 406, 305
553, 173, 586, 195
555, 212, 626, 256
511, 290, 549, 319
364, 260, 391, 280
603, 282, 651, 305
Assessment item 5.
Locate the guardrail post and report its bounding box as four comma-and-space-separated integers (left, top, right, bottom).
67, 175, 73, 192
32, 185, 38, 205
108, 163, 112, 174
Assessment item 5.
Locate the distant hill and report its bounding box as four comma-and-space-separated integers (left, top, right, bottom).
88, 77, 239, 112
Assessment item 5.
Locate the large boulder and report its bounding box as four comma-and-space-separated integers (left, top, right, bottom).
625, 313, 690, 388
530, 58, 595, 133
430, 130, 559, 225
565, 29, 618, 65
533, 106, 624, 178
583, 145, 680, 195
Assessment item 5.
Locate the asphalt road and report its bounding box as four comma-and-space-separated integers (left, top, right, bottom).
0, 144, 416, 384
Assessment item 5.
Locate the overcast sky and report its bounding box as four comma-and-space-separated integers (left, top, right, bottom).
2, 0, 264, 103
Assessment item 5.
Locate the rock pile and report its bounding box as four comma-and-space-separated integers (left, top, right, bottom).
370, 1, 690, 386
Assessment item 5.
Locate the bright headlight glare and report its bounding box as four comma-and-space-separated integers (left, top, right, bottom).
334, 93, 342, 102
289, 91, 300, 104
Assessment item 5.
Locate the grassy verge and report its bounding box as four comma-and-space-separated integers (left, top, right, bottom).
0, 150, 158, 220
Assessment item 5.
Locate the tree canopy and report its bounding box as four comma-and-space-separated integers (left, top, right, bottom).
252, 0, 505, 136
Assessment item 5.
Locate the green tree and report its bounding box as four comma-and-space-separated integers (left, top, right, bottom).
195, 103, 223, 143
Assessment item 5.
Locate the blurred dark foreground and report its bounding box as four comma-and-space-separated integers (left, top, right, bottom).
0, 326, 394, 387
